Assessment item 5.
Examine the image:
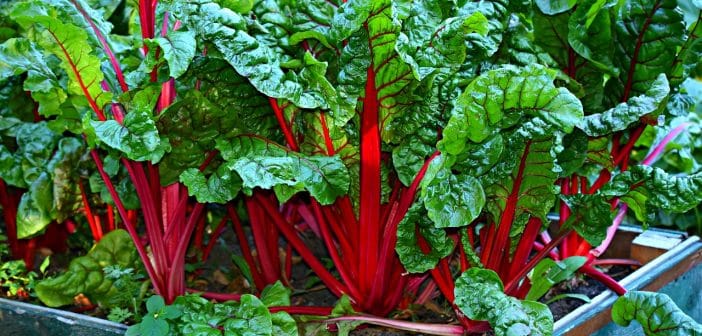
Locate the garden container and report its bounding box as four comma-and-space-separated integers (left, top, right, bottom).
0, 297, 127, 335
554, 225, 702, 336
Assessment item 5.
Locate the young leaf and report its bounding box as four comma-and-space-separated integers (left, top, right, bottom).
526, 256, 587, 301
260, 281, 291, 307
91, 87, 169, 162
421, 155, 485, 228
149, 30, 197, 79
0, 38, 67, 116
562, 194, 615, 246
35, 229, 138, 307
395, 201, 454, 273
223, 295, 273, 335
612, 291, 702, 335
180, 165, 242, 204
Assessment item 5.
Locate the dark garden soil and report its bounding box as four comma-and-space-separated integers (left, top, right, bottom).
545, 265, 634, 321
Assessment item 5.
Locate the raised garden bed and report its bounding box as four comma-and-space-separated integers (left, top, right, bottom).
0, 297, 127, 336
554, 226, 702, 335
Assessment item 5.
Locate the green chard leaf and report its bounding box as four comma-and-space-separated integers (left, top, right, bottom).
36, 229, 138, 307
455, 268, 553, 336
605, 0, 685, 104
170, 0, 336, 110
11, 0, 112, 115
601, 165, 702, 223
483, 137, 562, 240
439, 64, 583, 154
91, 87, 169, 162
0, 38, 67, 116
562, 194, 616, 246
612, 291, 702, 335
149, 30, 197, 79
17, 137, 85, 238
671, 10, 702, 85
216, 135, 349, 205
159, 57, 275, 184
395, 201, 454, 273
533, 0, 616, 113
580, 75, 670, 137
395, 1, 488, 81
421, 155, 485, 228
179, 166, 242, 204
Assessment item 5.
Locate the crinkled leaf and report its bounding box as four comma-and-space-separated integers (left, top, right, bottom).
35, 229, 137, 307
562, 194, 615, 246
157, 62, 259, 184
17, 137, 84, 238
170, 0, 336, 110
179, 166, 241, 204
440, 64, 582, 153
11, 0, 112, 113
602, 165, 702, 222
452, 135, 505, 177
395, 201, 454, 273
612, 291, 702, 335
222, 295, 273, 336
0, 38, 66, 116
217, 136, 349, 205
395, 3, 488, 80
454, 268, 553, 336
536, 0, 577, 15
581, 75, 669, 137
421, 155, 485, 228
151, 30, 196, 79
483, 137, 561, 240
0, 122, 59, 188
605, 0, 685, 103
557, 130, 588, 176
91, 88, 169, 162
392, 138, 433, 186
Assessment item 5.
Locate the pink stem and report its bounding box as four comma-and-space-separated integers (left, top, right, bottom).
89, 149, 162, 295
589, 205, 628, 261
323, 316, 471, 336
642, 123, 690, 166
580, 265, 627, 295
185, 288, 241, 302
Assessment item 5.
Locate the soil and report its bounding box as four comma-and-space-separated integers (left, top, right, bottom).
545, 265, 634, 321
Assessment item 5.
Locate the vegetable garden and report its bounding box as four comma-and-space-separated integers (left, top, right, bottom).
1, 0, 702, 334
